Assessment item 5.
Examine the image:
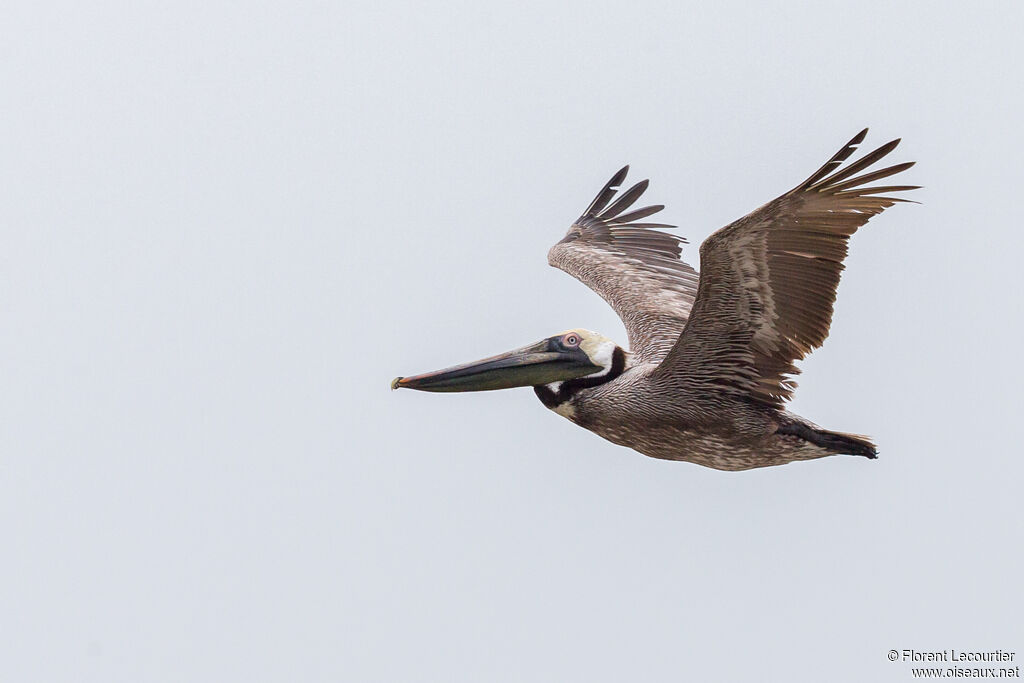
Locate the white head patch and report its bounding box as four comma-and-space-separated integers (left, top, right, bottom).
541, 329, 622, 397
579, 334, 618, 377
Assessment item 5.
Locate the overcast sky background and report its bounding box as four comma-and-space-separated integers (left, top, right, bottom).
1, 1, 1022, 681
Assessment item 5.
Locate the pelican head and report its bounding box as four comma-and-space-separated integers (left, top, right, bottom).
392, 329, 625, 394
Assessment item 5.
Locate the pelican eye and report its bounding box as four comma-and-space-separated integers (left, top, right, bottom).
563, 334, 580, 347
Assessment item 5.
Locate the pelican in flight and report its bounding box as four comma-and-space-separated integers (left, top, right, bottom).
392, 130, 916, 470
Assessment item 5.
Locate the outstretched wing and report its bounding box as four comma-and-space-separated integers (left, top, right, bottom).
548, 166, 699, 364
655, 129, 917, 407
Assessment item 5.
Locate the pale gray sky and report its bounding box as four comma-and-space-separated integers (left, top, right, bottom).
2, 1, 1022, 681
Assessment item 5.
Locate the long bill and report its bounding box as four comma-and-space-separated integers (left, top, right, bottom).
391, 338, 599, 393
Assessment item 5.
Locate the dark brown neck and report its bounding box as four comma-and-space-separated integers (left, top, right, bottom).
533, 347, 626, 409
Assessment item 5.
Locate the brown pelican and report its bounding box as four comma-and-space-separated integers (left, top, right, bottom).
392, 130, 916, 470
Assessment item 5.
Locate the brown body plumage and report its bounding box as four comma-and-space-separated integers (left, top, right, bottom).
395, 130, 916, 470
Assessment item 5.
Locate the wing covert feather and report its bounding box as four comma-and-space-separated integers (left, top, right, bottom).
549, 167, 699, 363
656, 129, 918, 406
